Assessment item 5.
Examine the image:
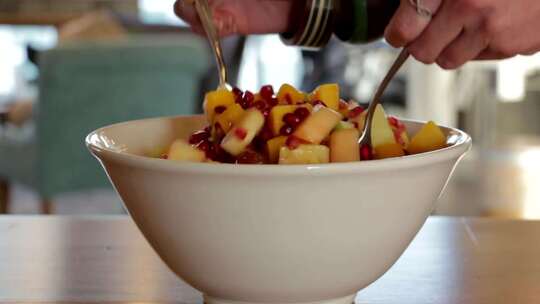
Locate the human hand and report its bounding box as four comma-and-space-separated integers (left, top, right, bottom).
174, 0, 293, 37
384, 0, 540, 69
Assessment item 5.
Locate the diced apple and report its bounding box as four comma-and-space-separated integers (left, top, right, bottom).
167, 139, 206, 162
407, 121, 447, 154
279, 144, 330, 164
266, 136, 288, 164
349, 110, 367, 131
370, 104, 404, 159
310, 83, 340, 111
373, 143, 405, 159
334, 121, 355, 131
330, 129, 360, 163
277, 84, 306, 105
293, 106, 342, 144
214, 103, 245, 133
269, 104, 312, 136
221, 109, 265, 156
204, 89, 235, 123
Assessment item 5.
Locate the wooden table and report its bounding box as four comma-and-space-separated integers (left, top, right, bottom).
1, 216, 539, 304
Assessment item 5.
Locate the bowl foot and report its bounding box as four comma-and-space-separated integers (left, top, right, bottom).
204, 294, 356, 304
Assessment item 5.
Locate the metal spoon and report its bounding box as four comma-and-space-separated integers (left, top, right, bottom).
358, 49, 410, 148
191, 0, 229, 89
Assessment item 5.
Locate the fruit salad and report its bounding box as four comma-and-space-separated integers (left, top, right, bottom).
161, 83, 449, 164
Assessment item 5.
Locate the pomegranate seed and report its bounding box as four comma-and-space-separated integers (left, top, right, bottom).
236, 150, 264, 164
232, 87, 243, 98
197, 141, 211, 152
348, 106, 365, 119
339, 99, 348, 110
388, 116, 399, 127
260, 85, 274, 100
241, 91, 255, 109
189, 130, 210, 144
280, 125, 294, 136
285, 136, 306, 149
234, 128, 248, 140
283, 113, 301, 128
160, 154, 168, 159
254, 101, 267, 111
312, 100, 327, 107
214, 105, 227, 114
269, 97, 278, 106
204, 126, 211, 133
352, 122, 359, 129
294, 107, 310, 120
360, 144, 373, 161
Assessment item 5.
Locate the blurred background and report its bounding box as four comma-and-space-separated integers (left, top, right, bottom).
0, 0, 539, 219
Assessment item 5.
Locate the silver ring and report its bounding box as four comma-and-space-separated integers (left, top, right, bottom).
409, 0, 433, 19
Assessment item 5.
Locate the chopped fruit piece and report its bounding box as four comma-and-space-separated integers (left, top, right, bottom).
312, 100, 328, 107
370, 104, 404, 159
330, 129, 360, 162
285, 135, 308, 149
221, 109, 265, 156
293, 106, 342, 144
234, 128, 248, 140
283, 113, 301, 128
279, 145, 330, 164
266, 136, 288, 163
214, 103, 245, 133
277, 84, 306, 104
294, 107, 311, 120
388, 116, 410, 149
269, 104, 312, 136
260, 85, 274, 101
280, 125, 294, 136
407, 121, 447, 154
335, 121, 355, 131
338, 99, 350, 117
348, 106, 365, 119
310, 83, 340, 111
240, 91, 255, 109
349, 110, 367, 131
204, 89, 235, 123
373, 143, 405, 159
189, 130, 211, 145
360, 144, 373, 161
168, 139, 206, 162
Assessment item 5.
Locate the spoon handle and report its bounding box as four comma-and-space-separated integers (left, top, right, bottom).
360, 49, 410, 145
193, 0, 228, 89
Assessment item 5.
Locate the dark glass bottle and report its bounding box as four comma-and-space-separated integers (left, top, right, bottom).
281, 0, 400, 49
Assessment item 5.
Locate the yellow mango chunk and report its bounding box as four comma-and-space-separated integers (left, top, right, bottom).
330, 128, 360, 163
279, 145, 330, 165
204, 89, 235, 123
373, 142, 405, 159
214, 103, 245, 133
269, 104, 312, 136
277, 84, 306, 105
407, 121, 447, 154
266, 136, 288, 164
310, 83, 340, 111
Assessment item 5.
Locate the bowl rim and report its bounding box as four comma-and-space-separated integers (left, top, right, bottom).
86, 115, 472, 176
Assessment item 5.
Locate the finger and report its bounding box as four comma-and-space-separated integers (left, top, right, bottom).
174, 0, 204, 31
408, 0, 472, 64
174, 0, 239, 36
384, 0, 443, 48
435, 26, 490, 69
475, 49, 514, 61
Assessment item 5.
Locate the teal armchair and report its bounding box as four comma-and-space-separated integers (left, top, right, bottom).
0, 35, 209, 213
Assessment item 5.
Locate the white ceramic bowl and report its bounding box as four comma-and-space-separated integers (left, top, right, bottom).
86, 115, 471, 304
